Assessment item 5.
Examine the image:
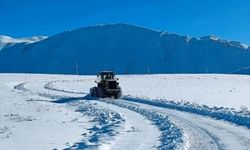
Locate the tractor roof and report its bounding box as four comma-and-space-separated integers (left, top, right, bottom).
99, 71, 114, 76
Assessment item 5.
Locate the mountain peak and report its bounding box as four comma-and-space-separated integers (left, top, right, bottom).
200, 35, 220, 41
73, 23, 161, 34
200, 35, 249, 49
0, 35, 47, 50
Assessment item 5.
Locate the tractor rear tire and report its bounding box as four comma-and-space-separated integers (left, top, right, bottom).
91, 87, 99, 97
90, 88, 94, 97
98, 87, 105, 98
115, 87, 122, 99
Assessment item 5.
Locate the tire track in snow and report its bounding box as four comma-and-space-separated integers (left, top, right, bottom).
44, 81, 164, 149
41, 80, 184, 149
14, 81, 81, 100
122, 99, 250, 150
197, 128, 224, 150
93, 100, 161, 150
12, 81, 126, 149
39, 79, 219, 149
44, 80, 89, 95
122, 97, 250, 128
162, 111, 224, 150
12, 81, 162, 150
109, 100, 223, 150
101, 99, 183, 150
64, 101, 126, 149
31, 79, 250, 150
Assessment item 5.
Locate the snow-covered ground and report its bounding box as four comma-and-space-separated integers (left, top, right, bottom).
0, 73, 250, 150
47, 74, 250, 109
119, 74, 250, 110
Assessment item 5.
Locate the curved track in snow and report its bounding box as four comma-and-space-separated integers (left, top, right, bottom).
45, 79, 250, 150
13, 79, 250, 150
13, 81, 162, 150
118, 100, 250, 150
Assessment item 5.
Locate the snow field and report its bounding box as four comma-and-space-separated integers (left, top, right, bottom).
1, 73, 250, 150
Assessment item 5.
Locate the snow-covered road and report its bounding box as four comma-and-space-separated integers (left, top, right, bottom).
1, 74, 250, 150
118, 100, 250, 150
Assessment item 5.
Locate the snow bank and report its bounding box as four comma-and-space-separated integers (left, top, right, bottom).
122, 96, 250, 128
103, 99, 183, 149
64, 101, 125, 149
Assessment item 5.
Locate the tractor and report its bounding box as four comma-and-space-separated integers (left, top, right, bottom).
90, 71, 122, 99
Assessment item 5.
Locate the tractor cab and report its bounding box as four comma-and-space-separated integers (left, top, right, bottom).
98, 71, 115, 81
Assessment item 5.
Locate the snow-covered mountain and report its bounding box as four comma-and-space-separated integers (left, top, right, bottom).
0, 24, 249, 74
0, 35, 47, 50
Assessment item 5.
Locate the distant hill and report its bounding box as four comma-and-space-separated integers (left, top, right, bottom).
0, 23, 249, 75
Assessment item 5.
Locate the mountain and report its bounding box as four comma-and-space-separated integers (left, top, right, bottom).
0, 35, 47, 50
0, 23, 249, 75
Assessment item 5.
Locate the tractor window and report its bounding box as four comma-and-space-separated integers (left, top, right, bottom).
104, 74, 112, 79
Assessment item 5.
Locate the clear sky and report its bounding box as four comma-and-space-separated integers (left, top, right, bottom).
1, 0, 250, 45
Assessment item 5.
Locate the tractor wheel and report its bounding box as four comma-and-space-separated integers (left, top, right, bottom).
90, 87, 99, 97
90, 88, 94, 97
98, 88, 105, 98
114, 91, 122, 99
114, 87, 122, 99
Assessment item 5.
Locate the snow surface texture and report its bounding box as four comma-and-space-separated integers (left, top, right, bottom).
47, 74, 250, 126
1, 73, 250, 150
122, 97, 250, 128
48, 74, 250, 110
0, 35, 47, 50
0, 74, 162, 150
102, 99, 183, 149
0, 24, 250, 74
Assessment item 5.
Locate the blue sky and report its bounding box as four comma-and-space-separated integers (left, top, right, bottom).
1, 0, 250, 45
